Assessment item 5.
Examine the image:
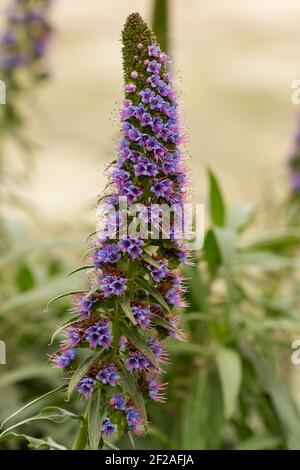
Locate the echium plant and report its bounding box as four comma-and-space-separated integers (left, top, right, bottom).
0, 0, 52, 135
50, 13, 189, 447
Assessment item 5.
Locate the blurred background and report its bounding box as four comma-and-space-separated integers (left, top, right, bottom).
1, 0, 300, 450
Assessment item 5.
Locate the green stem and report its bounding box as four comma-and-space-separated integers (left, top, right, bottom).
72, 407, 88, 450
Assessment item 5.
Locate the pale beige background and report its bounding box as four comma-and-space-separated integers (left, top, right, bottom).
4, 0, 300, 225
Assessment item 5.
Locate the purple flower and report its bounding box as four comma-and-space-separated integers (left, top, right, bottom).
77, 376, 97, 398
140, 112, 152, 127
109, 393, 126, 410
128, 126, 141, 142
147, 379, 166, 402
100, 275, 127, 297
147, 74, 161, 88
148, 44, 160, 57
52, 349, 77, 369
119, 181, 142, 204
125, 83, 136, 93
118, 237, 144, 259
147, 260, 169, 282
139, 88, 154, 103
93, 244, 121, 267
78, 296, 94, 318
133, 157, 158, 177
101, 417, 116, 436
85, 321, 112, 349
125, 354, 151, 372
68, 327, 81, 346
147, 60, 161, 74
132, 304, 151, 329
151, 179, 173, 198
126, 407, 144, 434
96, 364, 120, 386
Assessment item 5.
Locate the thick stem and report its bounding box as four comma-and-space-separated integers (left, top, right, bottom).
72, 407, 88, 450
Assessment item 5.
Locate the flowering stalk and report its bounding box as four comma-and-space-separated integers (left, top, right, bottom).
51, 12, 189, 448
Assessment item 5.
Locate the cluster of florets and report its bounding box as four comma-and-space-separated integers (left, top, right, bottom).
52, 14, 190, 441
0, 0, 52, 76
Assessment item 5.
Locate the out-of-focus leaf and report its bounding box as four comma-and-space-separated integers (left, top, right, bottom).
182, 265, 208, 312
1, 385, 66, 430
216, 347, 242, 419
243, 228, 300, 252
203, 229, 221, 276
241, 342, 300, 449
182, 367, 223, 449
207, 168, 226, 226
0, 365, 59, 388
234, 433, 281, 450
226, 203, 255, 232
15, 263, 35, 292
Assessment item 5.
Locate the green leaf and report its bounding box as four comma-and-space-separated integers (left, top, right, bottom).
1, 385, 66, 430
88, 388, 103, 450
203, 229, 221, 276
0, 432, 67, 450
67, 351, 103, 399
151, 315, 179, 334
0, 407, 78, 438
0, 364, 59, 389
234, 433, 281, 450
67, 265, 93, 277
120, 321, 159, 368
226, 203, 255, 232
46, 290, 86, 310
207, 168, 226, 226
120, 364, 147, 420
138, 278, 171, 312
216, 346, 242, 420
50, 315, 79, 345
182, 367, 223, 449
119, 297, 135, 325
142, 253, 162, 269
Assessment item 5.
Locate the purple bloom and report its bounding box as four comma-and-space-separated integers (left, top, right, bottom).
118, 237, 144, 259
147, 60, 161, 74
124, 354, 151, 372
52, 349, 77, 369
128, 126, 141, 142
125, 83, 136, 93
96, 364, 119, 386
139, 88, 154, 103
133, 156, 158, 177
126, 407, 144, 434
132, 304, 151, 329
77, 376, 97, 398
101, 417, 116, 436
85, 321, 112, 349
140, 112, 152, 127
93, 244, 121, 267
151, 179, 173, 198
147, 74, 161, 88
68, 327, 81, 346
147, 260, 169, 282
148, 44, 160, 57
78, 296, 94, 318
100, 275, 127, 297
109, 393, 126, 410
